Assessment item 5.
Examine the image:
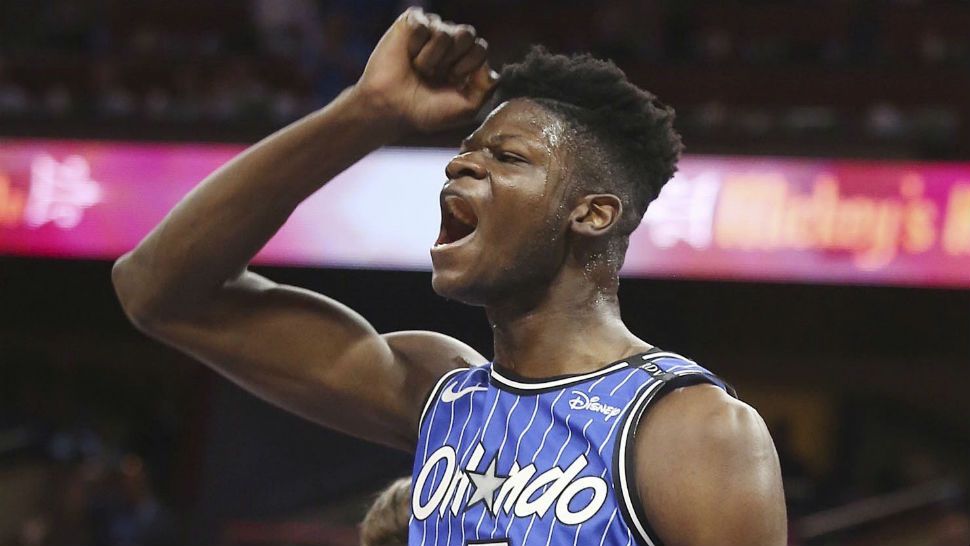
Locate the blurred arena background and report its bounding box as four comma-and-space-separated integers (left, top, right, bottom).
0, 1, 968, 545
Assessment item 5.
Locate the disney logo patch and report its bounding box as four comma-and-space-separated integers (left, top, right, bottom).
568, 390, 622, 421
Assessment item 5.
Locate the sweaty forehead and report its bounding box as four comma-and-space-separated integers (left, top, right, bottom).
463, 99, 570, 153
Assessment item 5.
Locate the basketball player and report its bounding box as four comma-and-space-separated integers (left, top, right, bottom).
113, 8, 787, 546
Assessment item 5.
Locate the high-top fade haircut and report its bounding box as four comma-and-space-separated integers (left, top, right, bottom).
491, 47, 683, 263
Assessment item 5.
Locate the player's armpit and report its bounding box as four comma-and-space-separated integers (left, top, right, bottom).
134, 270, 486, 451
633, 385, 788, 546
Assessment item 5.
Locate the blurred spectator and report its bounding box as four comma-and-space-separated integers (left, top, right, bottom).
9, 453, 178, 546
935, 510, 970, 546
250, 0, 322, 59
0, 59, 30, 116
0, 0, 966, 156
88, 455, 177, 546
360, 478, 410, 546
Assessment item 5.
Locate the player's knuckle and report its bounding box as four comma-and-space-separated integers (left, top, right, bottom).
435, 31, 454, 47
413, 56, 433, 73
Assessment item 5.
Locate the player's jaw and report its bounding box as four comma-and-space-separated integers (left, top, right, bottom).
430, 181, 568, 307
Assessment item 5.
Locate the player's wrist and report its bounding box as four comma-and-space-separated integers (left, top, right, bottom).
344, 83, 411, 141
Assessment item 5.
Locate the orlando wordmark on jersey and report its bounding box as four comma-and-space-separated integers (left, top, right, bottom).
409, 347, 735, 546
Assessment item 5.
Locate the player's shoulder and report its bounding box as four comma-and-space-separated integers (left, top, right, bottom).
383, 330, 487, 371
644, 383, 768, 449
631, 381, 786, 546
631, 348, 769, 467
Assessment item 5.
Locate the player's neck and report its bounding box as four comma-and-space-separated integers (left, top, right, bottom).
486, 271, 649, 379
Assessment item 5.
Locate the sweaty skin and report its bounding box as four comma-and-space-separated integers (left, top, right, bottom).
112, 8, 786, 546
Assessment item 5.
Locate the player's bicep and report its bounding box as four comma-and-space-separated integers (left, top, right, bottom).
145, 271, 479, 449
635, 386, 787, 546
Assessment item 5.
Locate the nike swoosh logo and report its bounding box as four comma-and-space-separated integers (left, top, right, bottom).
441, 383, 487, 403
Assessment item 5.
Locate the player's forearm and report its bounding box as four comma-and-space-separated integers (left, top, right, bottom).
113, 86, 400, 323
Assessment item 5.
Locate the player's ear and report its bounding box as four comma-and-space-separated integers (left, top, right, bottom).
569, 194, 623, 238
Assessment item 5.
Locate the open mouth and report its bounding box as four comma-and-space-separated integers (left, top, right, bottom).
436, 194, 479, 246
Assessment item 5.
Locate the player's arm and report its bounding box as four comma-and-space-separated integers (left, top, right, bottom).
634, 385, 788, 546
111, 9, 495, 451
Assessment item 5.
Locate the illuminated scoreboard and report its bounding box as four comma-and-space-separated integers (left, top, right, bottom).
0, 138, 968, 288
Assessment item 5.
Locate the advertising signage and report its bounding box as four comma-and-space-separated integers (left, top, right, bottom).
1, 139, 968, 288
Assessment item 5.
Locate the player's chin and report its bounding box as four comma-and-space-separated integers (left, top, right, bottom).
430, 266, 487, 306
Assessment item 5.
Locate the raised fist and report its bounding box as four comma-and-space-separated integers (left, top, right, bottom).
354, 8, 498, 133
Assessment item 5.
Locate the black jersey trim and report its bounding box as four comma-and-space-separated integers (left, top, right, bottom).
612, 361, 736, 546
489, 348, 662, 394
417, 367, 469, 432
613, 378, 669, 546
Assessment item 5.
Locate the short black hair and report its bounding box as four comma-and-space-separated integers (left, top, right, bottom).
492, 46, 683, 238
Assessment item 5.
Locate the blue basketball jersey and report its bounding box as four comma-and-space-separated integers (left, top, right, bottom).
409, 347, 735, 546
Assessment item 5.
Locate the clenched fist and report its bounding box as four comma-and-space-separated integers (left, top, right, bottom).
353, 8, 499, 133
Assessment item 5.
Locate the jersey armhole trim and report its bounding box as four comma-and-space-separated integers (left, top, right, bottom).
417, 367, 468, 432
612, 372, 727, 546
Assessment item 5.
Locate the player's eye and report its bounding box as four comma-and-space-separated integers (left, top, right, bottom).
497, 151, 527, 164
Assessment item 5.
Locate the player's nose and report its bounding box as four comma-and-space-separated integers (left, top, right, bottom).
445, 152, 487, 181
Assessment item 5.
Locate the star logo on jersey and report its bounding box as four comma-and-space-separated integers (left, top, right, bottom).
441, 383, 487, 403
465, 458, 507, 513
